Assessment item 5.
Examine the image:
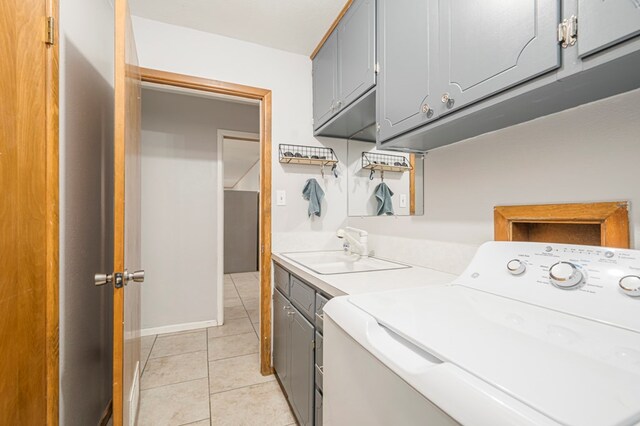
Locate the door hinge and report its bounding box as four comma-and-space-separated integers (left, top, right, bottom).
46, 17, 55, 45
558, 15, 577, 48
261, 244, 265, 254
374, 62, 380, 74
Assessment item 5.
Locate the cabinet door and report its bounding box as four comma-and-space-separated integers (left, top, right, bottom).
578, 0, 640, 58
273, 290, 290, 394
289, 309, 315, 426
313, 30, 338, 130
377, 0, 438, 143
337, 0, 376, 110
438, 0, 560, 115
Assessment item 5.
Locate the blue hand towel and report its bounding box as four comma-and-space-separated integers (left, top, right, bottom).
302, 178, 325, 217
375, 182, 394, 216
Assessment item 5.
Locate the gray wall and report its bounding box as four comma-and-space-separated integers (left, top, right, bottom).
141, 89, 259, 332
224, 190, 259, 273
59, 0, 114, 424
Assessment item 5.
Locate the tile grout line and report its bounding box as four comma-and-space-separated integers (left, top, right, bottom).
140, 376, 209, 392
208, 377, 276, 397
146, 349, 207, 362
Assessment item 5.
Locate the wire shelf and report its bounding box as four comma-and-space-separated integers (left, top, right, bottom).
279, 144, 338, 167
361, 151, 412, 173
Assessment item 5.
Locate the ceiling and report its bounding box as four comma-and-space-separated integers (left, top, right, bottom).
129, 0, 346, 55
224, 139, 260, 188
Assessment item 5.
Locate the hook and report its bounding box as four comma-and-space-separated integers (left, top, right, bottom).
321, 164, 325, 178
331, 163, 338, 178
369, 169, 375, 180
381, 170, 385, 182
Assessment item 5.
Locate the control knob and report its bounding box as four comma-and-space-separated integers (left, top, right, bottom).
549, 262, 584, 289
619, 275, 640, 297
507, 259, 526, 275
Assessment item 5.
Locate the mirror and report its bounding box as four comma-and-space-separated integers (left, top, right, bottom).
347, 140, 424, 216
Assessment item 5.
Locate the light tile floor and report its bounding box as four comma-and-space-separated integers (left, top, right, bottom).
138, 272, 295, 426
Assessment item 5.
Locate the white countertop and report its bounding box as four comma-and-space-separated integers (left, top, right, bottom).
272, 251, 457, 297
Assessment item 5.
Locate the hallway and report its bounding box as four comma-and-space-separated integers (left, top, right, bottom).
137, 273, 294, 425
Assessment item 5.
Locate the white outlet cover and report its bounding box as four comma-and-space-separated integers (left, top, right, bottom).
276, 190, 286, 206
399, 194, 407, 208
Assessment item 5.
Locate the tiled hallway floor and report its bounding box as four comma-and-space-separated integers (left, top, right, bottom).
137, 272, 295, 426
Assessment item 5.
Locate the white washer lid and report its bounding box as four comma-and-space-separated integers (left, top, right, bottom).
348, 285, 640, 426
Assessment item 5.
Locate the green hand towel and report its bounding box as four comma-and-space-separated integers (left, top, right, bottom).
302, 178, 325, 217
375, 182, 394, 216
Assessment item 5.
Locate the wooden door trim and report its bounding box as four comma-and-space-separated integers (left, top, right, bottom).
46, 0, 60, 423
494, 201, 630, 248
139, 68, 274, 375
310, 0, 353, 59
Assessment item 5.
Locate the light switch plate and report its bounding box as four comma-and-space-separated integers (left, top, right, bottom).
399, 194, 407, 208
276, 190, 286, 206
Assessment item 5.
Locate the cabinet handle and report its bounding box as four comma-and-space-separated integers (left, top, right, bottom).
336, 100, 342, 108
287, 311, 295, 317
315, 312, 324, 321
421, 103, 434, 118
441, 93, 455, 109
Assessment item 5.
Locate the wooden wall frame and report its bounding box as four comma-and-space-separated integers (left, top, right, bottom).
139, 68, 274, 375
494, 202, 630, 248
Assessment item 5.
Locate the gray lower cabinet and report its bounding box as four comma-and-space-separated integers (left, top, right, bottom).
273, 289, 290, 394
577, 0, 640, 58
376, 0, 437, 142
273, 263, 331, 425
313, 0, 376, 132
437, 0, 560, 116
289, 309, 315, 426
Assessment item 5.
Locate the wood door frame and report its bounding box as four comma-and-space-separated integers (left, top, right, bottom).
216, 129, 260, 326
46, 0, 60, 423
139, 68, 273, 375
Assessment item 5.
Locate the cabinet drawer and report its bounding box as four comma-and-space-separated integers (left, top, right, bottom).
290, 276, 315, 321
274, 263, 290, 296
315, 331, 324, 391
315, 293, 329, 333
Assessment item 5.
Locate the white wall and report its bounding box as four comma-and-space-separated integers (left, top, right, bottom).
141, 89, 258, 332
131, 17, 348, 252
59, 0, 114, 424
232, 160, 260, 191
349, 88, 640, 274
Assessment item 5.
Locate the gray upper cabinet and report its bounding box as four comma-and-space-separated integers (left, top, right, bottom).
377, 0, 437, 142
289, 310, 315, 426
437, 0, 561, 116
338, 0, 376, 109
313, 30, 338, 129
313, 0, 376, 132
273, 289, 290, 395
577, 0, 640, 58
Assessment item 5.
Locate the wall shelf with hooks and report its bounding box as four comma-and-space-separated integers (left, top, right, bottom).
279, 144, 338, 167
361, 152, 412, 173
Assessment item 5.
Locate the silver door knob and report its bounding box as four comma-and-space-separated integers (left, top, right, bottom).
125, 269, 145, 283
94, 273, 113, 286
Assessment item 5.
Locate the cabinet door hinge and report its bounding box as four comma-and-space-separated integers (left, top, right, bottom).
46, 17, 55, 45
374, 62, 380, 74
558, 15, 577, 48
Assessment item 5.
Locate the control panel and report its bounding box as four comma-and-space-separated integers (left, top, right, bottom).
454, 241, 640, 333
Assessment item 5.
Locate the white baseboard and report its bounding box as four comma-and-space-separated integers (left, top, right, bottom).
140, 320, 218, 337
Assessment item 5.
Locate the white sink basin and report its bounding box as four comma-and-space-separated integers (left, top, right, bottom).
281, 251, 410, 275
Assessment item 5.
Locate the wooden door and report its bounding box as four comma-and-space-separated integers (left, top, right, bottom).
577, 0, 640, 58
0, 0, 58, 424
337, 0, 376, 110
438, 0, 560, 116
376, 0, 438, 142
312, 30, 338, 130
113, 0, 142, 425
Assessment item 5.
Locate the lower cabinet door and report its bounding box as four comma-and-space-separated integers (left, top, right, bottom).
289, 308, 315, 425
273, 289, 290, 394
315, 389, 323, 425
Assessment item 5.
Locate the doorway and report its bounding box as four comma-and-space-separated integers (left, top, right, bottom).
138, 68, 273, 371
